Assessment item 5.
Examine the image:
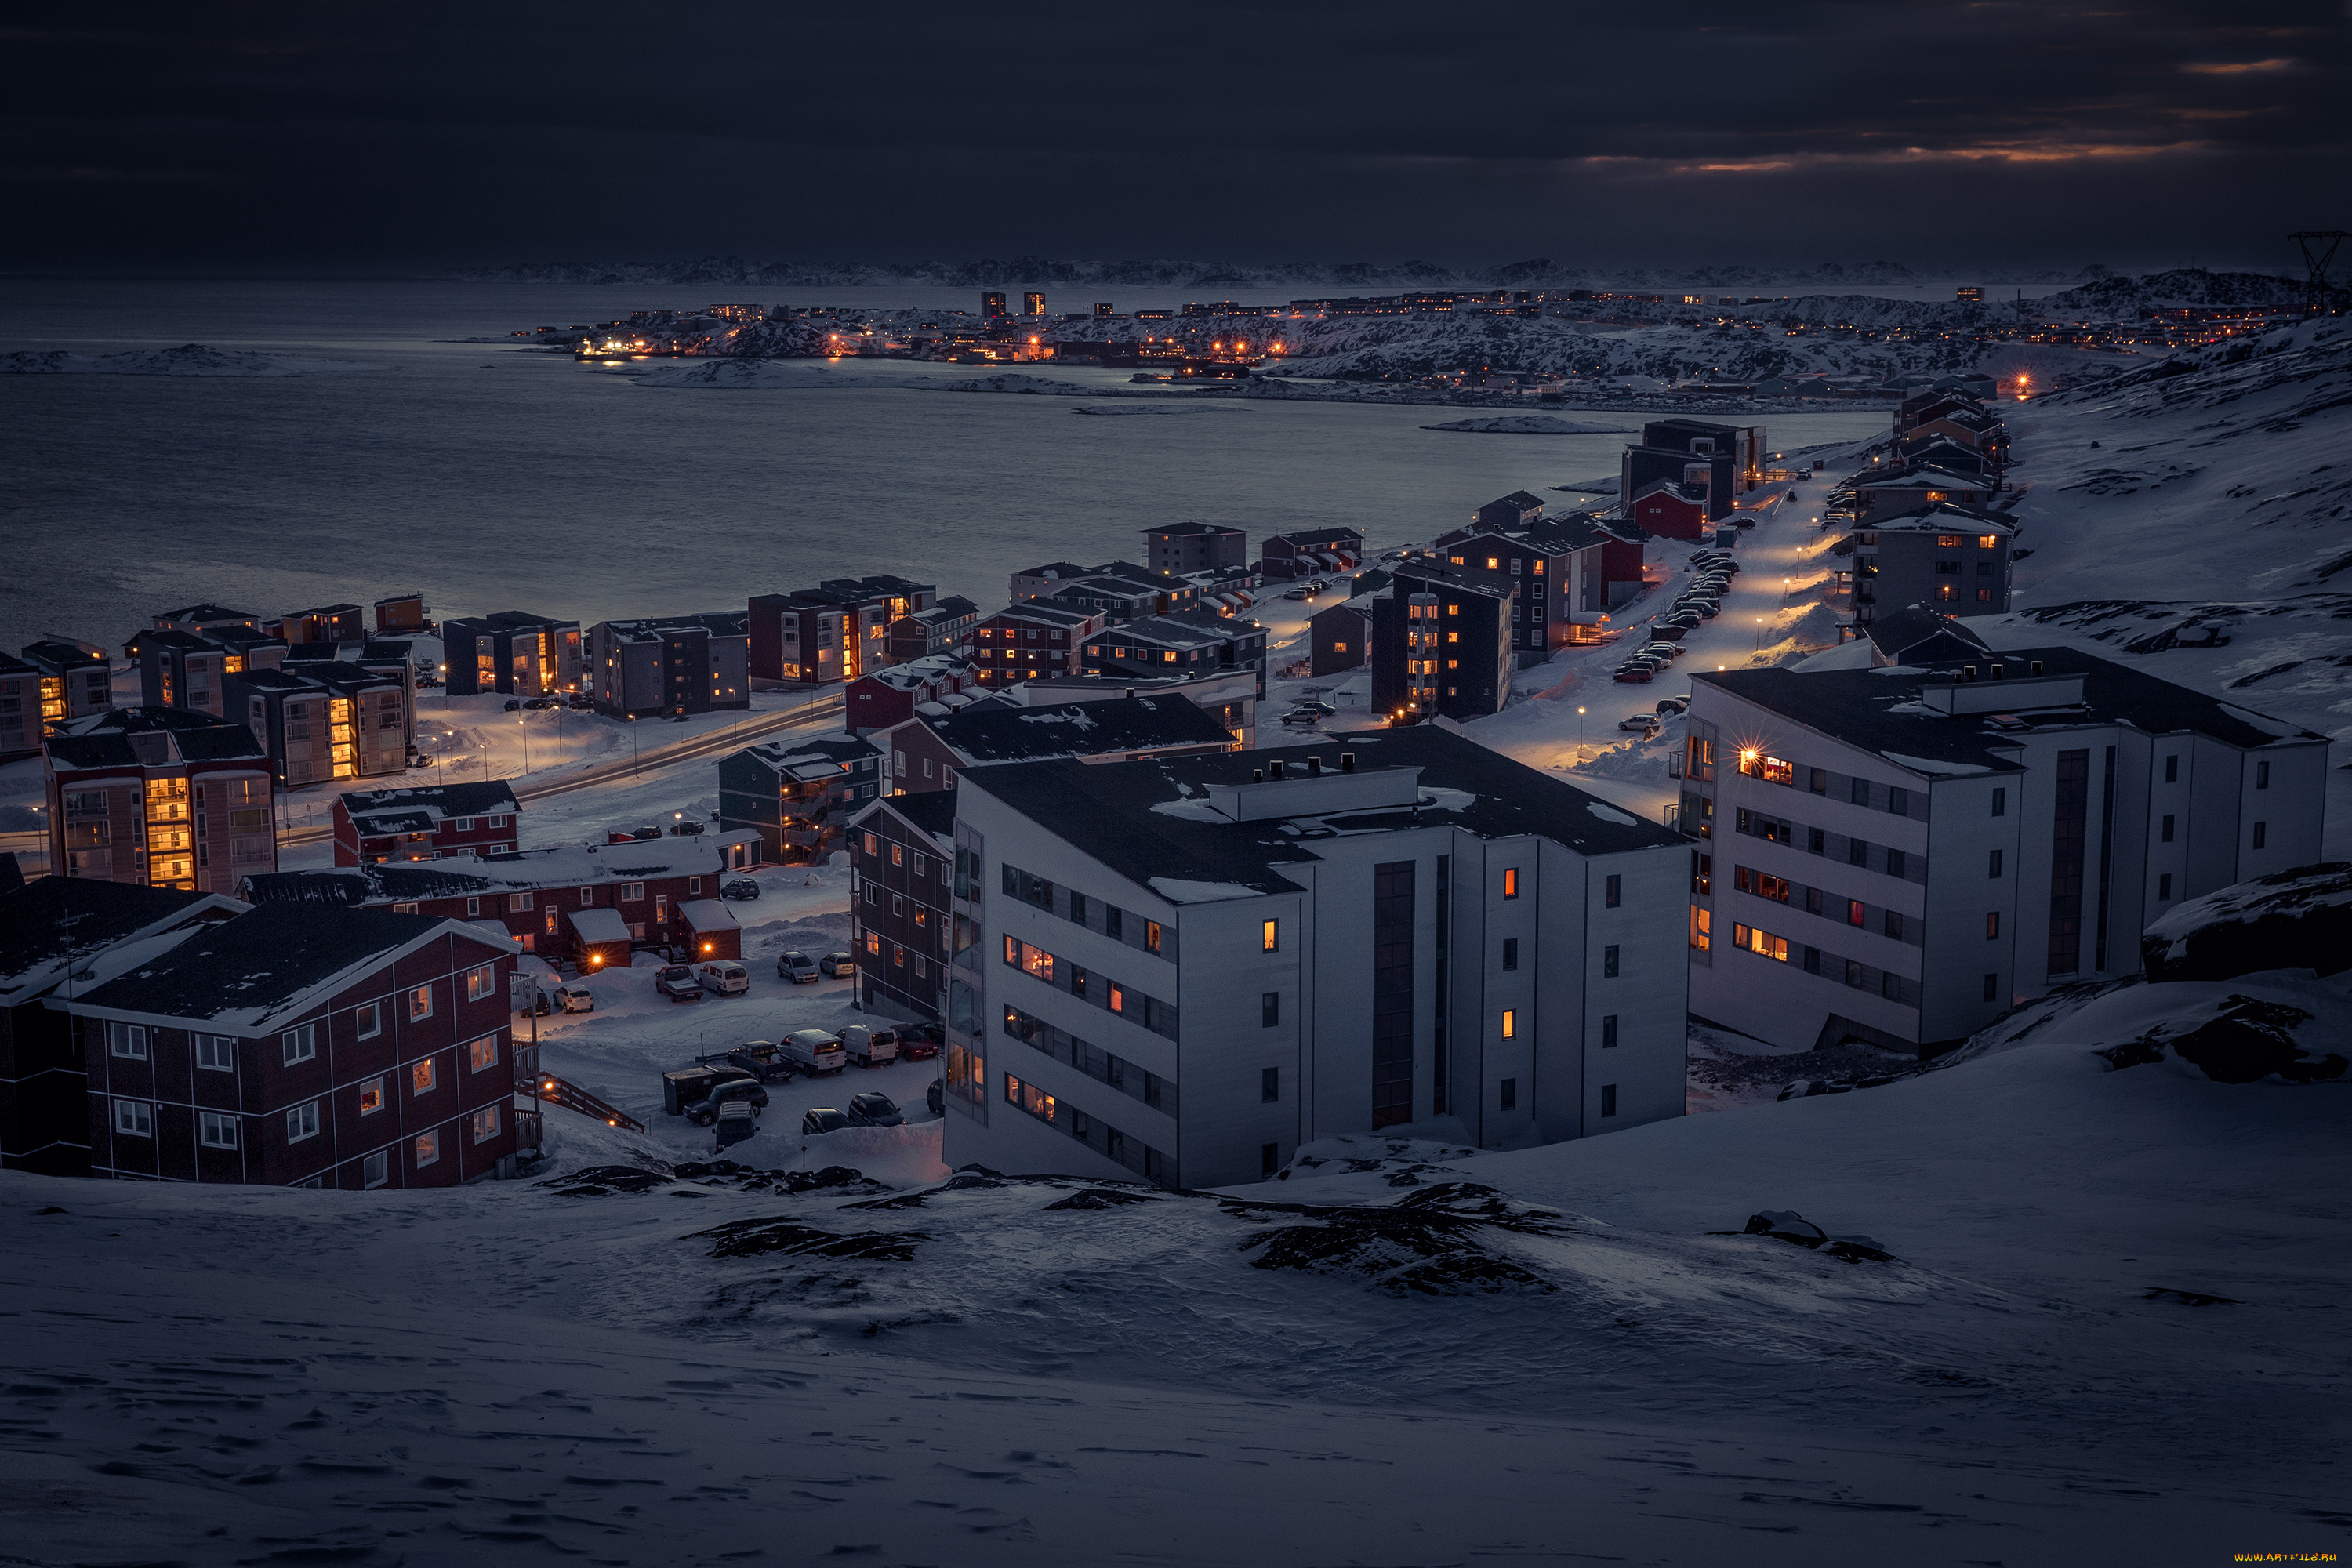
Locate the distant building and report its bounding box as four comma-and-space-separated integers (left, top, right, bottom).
718, 733, 884, 866
1683, 626, 2328, 1055
982, 292, 1007, 318
969, 603, 1105, 688
44, 707, 276, 894
877, 693, 1237, 798
278, 604, 368, 645
1023, 292, 1045, 316
1141, 523, 1248, 578
1258, 526, 1364, 581
0, 877, 241, 1178
21, 637, 114, 731
441, 612, 583, 699
0, 652, 45, 763
64, 903, 521, 1188
1955, 286, 1984, 303
127, 623, 291, 719
333, 780, 522, 866
1369, 559, 1517, 722
1080, 609, 1267, 692
151, 604, 261, 637
884, 595, 980, 664
846, 653, 983, 735
1094, 302, 1114, 318
1625, 479, 1711, 539
748, 577, 935, 687
243, 840, 754, 964
374, 593, 430, 635
1309, 597, 1373, 677
225, 663, 410, 786
586, 612, 750, 719
846, 790, 960, 1021
1434, 499, 1625, 662
1011, 667, 1260, 750
1845, 503, 2016, 626
1840, 464, 2000, 523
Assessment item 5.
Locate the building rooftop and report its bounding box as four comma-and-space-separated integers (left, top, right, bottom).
155, 604, 258, 626
46, 707, 269, 771
444, 610, 578, 631
962, 727, 1686, 903
987, 602, 1098, 629
1696, 645, 2325, 777
597, 611, 750, 643
70, 903, 481, 1031
1146, 523, 1245, 539
1861, 501, 2016, 535
739, 732, 883, 782
927, 694, 1235, 765
0, 878, 218, 1005
340, 780, 520, 836
856, 789, 959, 849
1392, 558, 1519, 601
1265, 525, 1366, 547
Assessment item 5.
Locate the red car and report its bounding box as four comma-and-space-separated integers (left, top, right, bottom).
895, 1023, 944, 1060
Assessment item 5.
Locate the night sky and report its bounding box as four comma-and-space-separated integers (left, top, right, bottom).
9, 2, 2347, 274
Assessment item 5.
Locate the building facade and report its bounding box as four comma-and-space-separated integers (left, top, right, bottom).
226, 664, 410, 786
333, 780, 522, 866
441, 612, 583, 698
937, 730, 1690, 1189
969, 603, 1105, 688
877, 693, 1238, 797
1369, 560, 1517, 721
1258, 526, 1365, 581
847, 792, 959, 1022
718, 732, 885, 865
587, 612, 751, 719
1141, 524, 1248, 577
749, 577, 935, 687
45, 708, 278, 894
1682, 634, 2329, 1055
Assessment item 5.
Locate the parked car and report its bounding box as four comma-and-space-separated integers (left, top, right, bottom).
782, 1028, 848, 1076
713, 1100, 758, 1150
1279, 709, 1323, 727
567, 694, 595, 710
846, 1091, 905, 1128
720, 879, 760, 902
503, 699, 521, 711
842, 1024, 898, 1069
668, 819, 704, 836
1280, 588, 1311, 601
416, 676, 443, 689
554, 981, 596, 1013
662, 1065, 755, 1116
516, 985, 554, 1017
631, 825, 662, 840
682, 1076, 768, 1127
655, 965, 704, 1003
897, 1022, 944, 1059
1619, 713, 1662, 733
1294, 699, 1337, 717
818, 949, 855, 978
1656, 695, 1691, 717
522, 697, 559, 710
694, 959, 750, 996
800, 1107, 852, 1135
697, 1042, 795, 1083
926, 1078, 945, 1116
1613, 664, 1655, 683
776, 950, 819, 984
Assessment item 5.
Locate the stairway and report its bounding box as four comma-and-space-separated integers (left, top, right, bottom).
524, 1072, 647, 1133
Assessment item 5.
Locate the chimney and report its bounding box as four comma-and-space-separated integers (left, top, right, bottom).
1341, 752, 1356, 772
1252, 768, 1264, 782
1123, 688, 1134, 699
2029, 659, 2044, 677
1269, 760, 1286, 780
1989, 662, 2005, 679
1307, 756, 1323, 776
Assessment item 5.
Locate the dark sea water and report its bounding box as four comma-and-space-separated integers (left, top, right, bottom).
0, 281, 1895, 653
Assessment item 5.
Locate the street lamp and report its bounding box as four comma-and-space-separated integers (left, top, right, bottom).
1755, 615, 1765, 650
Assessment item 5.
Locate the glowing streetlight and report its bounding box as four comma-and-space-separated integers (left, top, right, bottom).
1577, 705, 1587, 762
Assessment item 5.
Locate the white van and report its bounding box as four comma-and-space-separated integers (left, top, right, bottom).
694, 960, 750, 997
840, 1024, 898, 1069
781, 1028, 848, 1076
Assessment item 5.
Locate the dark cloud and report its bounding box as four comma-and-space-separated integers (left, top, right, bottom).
5, 1, 2346, 271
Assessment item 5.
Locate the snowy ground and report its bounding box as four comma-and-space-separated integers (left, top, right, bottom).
6, 974, 2348, 1565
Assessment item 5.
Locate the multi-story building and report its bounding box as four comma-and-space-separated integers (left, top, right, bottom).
1844, 504, 2016, 627
21, 637, 114, 731
846, 653, 982, 735
1079, 609, 1266, 691
241, 840, 753, 967
1140, 523, 1248, 578
1434, 501, 1624, 664
1022, 292, 1045, 316
1011, 561, 1198, 619
846, 791, 959, 1021
128, 623, 292, 719
226, 664, 409, 786
1641, 418, 1765, 496
441, 612, 583, 699
937, 728, 1690, 1189
718, 732, 885, 865
332, 780, 521, 866
1369, 559, 1517, 721
969, 603, 1105, 688
152, 604, 263, 637
1839, 464, 2002, 523
374, 593, 430, 635
748, 577, 935, 687
877, 693, 1237, 797
281, 641, 419, 749
278, 604, 368, 645
884, 596, 980, 664
0, 652, 42, 763
1, 877, 244, 1177
64, 904, 521, 1188
1014, 668, 1259, 750
1309, 597, 1374, 677
1682, 618, 2329, 1057
586, 612, 750, 719
1257, 526, 1364, 581
44, 708, 277, 894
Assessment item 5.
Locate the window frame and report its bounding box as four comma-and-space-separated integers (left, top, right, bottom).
199, 1110, 238, 1149
355, 1001, 381, 1040
407, 984, 434, 1022
285, 1099, 321, 1144
194, 1033, 235, 1072
114, 1098, 154, 1138
281, 1022, 317, 1066
107, 1021, 149, 1061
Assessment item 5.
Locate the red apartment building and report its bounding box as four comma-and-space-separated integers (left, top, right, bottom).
240, 837, 756, 967
334, 780, 523, 866
66, 904, 521, 1189
45, 708, 278, 895
846, 653, 981, 735
845, 791, 959, 1021
749, 576, 936, 687
968, 603, 1105, 688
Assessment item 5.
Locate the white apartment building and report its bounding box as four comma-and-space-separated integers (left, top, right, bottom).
937, 728, 1691, 1189
1682, 614, 2328, 1054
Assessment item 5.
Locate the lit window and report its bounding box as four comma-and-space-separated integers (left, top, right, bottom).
1503, 868, 1519, 899
1501, 1009, 1516, 1040
1145, 920, 1161, 954
470, 1105, 502, 1143
412, 1057, 436, 1094
467, 1036, 499, 1073
408, 985, 433, 1021
507, 892, 533, 912
1261, 919, 1279, 953
359, 1078, 384, 1115
415, 1130, 440, 1167
465, 963, 497, 1002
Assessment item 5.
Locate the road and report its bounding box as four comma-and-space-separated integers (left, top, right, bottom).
278, 695, 846, 848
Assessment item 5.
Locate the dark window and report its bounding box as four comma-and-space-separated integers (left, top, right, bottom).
2047, 750, 2090, 978
1989, 848, 2003, 877
1261, 1142, 1280, 1177
1802, 946, 1821, 975
1849, 838, 1868, 867
1846, 958, 1865, 987
1501, 938, 1518, 971
1808, 826, 1825, 854
1600, 1083, 1617, 1118
1849, 777, 1869, 807
1001, 864, 1018, 896
1987, 911, 2001, 938
1804, 887, 1822, 915
1261, 1066, 1279, 1102
1499, 1077, 1517, 1111
1105, 905, 1123, 940
1371, 861, 1416, 1129
1884, 909, 1903, 940
2158, 872, 2172, 899
1809, 768, 1827, 795
2161, 814, 2174, 843
1690, 852, 1711, 895
1605, 873, 1621, 908
1261, 991, 1279, 1027
2256, 761, 2270, 790
1983, 972, 1998, 1002
1889, 786, 1909, 816
1991, 787, 2005, 818
2253, 822, 2267, 850
2163, 756, 2177, 784
1070, 891, 1087, 924
1602, 944, 1620, 978
1886, 848, 1906, 879
1602, 1014, 1618, 1048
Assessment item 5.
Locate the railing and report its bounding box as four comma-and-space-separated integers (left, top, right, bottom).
523, 1072, 646, 1132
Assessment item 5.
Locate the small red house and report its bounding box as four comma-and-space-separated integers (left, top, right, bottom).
67, 903, 521, 1189
846, 653, 980, 736
1628, 480, 1709, 540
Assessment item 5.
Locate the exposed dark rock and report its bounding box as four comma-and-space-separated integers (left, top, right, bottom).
2145, 1287, 2241, 1306
538, 1164, 673, 1196
1225, 1182, 1570, 1296
2141, 863, 2352, 984
2101, 994, 2345, 1084
691, 1218, 926, 1262
1742, 1210, 1895, 1263
1041, 1188, 1161, 1210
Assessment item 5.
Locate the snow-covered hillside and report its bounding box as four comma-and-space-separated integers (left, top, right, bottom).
4, 996, 2345, 1565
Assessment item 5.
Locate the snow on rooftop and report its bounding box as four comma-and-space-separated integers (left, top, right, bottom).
1147, 876, 1263, 903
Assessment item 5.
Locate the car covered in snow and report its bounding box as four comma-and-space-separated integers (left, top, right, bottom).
1655, 695, 1691, 717
845, 1091, 905, 1128
655, 965, 703, 1003
800, 1107, 853, 1135
681, 1076, 768, 1127
776, 950, 819, 984
818, 950, 855, 979
554, 980, 596, 1013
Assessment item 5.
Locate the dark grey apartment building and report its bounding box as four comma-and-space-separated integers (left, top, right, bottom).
587, 612, 750, 719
